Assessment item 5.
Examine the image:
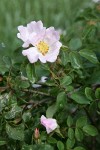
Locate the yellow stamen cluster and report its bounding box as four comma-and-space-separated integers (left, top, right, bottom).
37, 41, 49, 55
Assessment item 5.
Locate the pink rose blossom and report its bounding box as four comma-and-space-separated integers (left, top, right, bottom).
17, 21, 62, 63
40, 115, 58, 134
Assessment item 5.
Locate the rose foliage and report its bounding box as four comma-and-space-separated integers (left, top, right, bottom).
0, 3, 100, 150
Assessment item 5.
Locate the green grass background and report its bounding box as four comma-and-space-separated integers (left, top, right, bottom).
0, 0, 93, 54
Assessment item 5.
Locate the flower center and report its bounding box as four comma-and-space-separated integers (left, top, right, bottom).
37, 41, 49, 55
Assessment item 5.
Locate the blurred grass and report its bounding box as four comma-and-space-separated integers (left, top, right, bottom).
0, 0, 92, 54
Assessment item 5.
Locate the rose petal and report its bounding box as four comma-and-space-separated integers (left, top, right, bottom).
29, 28, 46, 46
39, 54, 47, 63
44, 27, 60, 45
22, 47, 39, 63
45, 41, 62, 62
17, 25, 29, 42
40, 115, 58, 134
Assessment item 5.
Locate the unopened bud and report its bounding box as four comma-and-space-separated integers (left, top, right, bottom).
34, 128, 40, 139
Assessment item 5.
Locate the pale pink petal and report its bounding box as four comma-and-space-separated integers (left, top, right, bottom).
29, 28, 46, 46
17, 25, 30, 48
27, 21, 44, 33
40, 115, 58, 134
34, 20, 44, 32
28, 33, 39, 46
45, 41, 62, 62
37, 20, 44, 30
44, 27, 60, 45
39, 54, 47, 63
17, 25, 29, 42
50, 41, 62, 52
41, 115, 47, 126
22, 41, 30, 48
27, 20, 46, 46
22, 47, 39, 63
27, 21, 36, 33
46, 55, 57, 63
46, 118, 58, 131
46, 127, 53, 134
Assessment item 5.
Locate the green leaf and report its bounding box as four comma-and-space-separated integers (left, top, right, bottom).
61, 51, 70, 66
75, 128, 83, 141
60, 75, 72, 87
88, 70, 100, 84
0, 141, 6, 146
45, 80, 55, 87
69, 51, 83, 69
67, 116, 73, 127
5, 105, 22, 119
55, 128, 64, 138
3, 56, 12, 68
69, 38, 82, 50
0, 61, 9, 74
65, 85, 74, 92
22, 144, 54, 150
89, 101, 97, 115
35, 63, 49, 78
47, 137, 57, 144
19, 80, 30, 88
74, 146, 86, 150
56, 92, 66, 110
83, 125, 98, 136
26, 63, 35, 83
79, 49, 99, 64
22, 112, 31, 122
46, 104, 57, 118
66, 138, 75, 149
76, 116, 87, 128
85, 87, 93, 101
40, 144, 54, 150
68, 128, 74, 139
95, 88, 100, 99
71, 91, 90, 104
6, 123, 24, 141
14, 77, 30, 89
22, 145, 34, 150
0, 93, 9, 112
57, 141, 64, 150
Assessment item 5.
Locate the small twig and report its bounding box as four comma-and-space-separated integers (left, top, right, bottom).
33, 98, 52, 107
22, 89, 53, 97
22, 98, 54, 111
